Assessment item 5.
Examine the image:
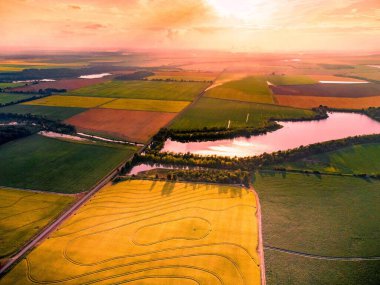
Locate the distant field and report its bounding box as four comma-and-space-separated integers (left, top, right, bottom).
1, 180, 261, 284
275, 94, 380, 109
270, 83, 380, 98
170, 97, 315, 130
253, 172, 380, 285
100, 98, 190, 113
9, 78, 107, 93
0, 93, 35, 104
267, 75, 317, 85
23, 95, 114, 108
67, 80, 208, 101
276, 143, 380, 175
148, 70, 217, 81
339, 65, 380, 82
0, 135, 137, 193
66, 109, 177, 143
0, 82, 26, 89
0, 105, 86, 120
0, 187, 74, 258
205, 76, 274, 104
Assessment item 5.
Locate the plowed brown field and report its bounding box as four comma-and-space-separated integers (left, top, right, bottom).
66, 108, 176, 143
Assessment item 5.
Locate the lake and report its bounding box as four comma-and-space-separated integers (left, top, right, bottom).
162, 112, 380, 157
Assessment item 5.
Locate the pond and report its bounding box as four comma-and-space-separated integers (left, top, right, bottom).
162, 112, 380, 157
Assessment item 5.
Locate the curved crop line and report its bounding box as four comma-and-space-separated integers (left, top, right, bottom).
1, 206, 52, 221
56, 204, 255, 244
77, 185, 226, 214
2, 216, 49, 232
264, 246, 380, 261
75, 265, 223, 285
96, 275, 201, 285
0, 193, 37, 208
57, 196, 254, 235
55, 202, 254, 238
131, 216, 212, 246
72, 190, 228, 217
28, 252, 247, 284
59, 194, 236, 231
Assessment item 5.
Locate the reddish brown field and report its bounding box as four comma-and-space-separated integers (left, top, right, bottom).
9, 78, 107, 92
275, 94, 380, 109
65, 108, 176, 143
270, 83, 380, 98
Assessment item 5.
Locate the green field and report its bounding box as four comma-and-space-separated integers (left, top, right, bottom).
170, 97, 315, 130
276, 143, 380, 175
0, 135, 137, 193
253, 171, 380, 285
266, 75, 317, 85
67, 80, 208, 101
0, 93, 35, 105
0, 187, 74, 258
1, 180, 260, 284
0, 105, 86, 120
23, 95, 114, 108
0, 82, 26, 89
205, 76, 274, 103
100, 98, 190, 113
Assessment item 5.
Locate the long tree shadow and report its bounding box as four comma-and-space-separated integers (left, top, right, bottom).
161, 181, 175, 196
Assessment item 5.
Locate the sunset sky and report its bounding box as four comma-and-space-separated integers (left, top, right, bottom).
0, 0, 379, 52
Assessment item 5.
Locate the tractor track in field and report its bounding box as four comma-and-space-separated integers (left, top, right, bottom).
264, 246, 380, 261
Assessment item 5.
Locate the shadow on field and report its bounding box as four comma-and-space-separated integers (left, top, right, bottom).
161, 181, 175, 196
149, 180, 157, 192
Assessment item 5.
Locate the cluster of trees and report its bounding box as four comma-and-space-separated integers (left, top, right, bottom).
0, 65, 131, 81
9, 88, 67, 95
138, 134, 380, 171
0, 126, 32, 145
326, 107, 380, 122
114, 71, 155, 80
0, 113, 76, 135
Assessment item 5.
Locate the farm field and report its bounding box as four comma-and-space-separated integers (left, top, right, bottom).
205, 76, 274, 104
308, 75, 368, 82
270, 83, 380, 98
253, 172, 380, 285
276, 142, 380, 175
1, 179, 261, 285
148, 70, 217, 81
66, 109, 177, 143
100, 98, 190, 113
0, 105, 86, 120
23, 95, 114, 108
170, 97, 316, 130
0, 135, 137, 193
0, 187, 74, 258
8, 78, 108, 93
275, 94, 380, 109
0, 82, 26, 89
266, 75, 317, 85
0, 93, 35, 105
67, 80, 209, 101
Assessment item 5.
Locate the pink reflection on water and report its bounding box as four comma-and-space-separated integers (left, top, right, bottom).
162, 112, 380, 157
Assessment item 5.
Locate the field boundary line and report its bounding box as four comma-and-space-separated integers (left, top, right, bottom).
0, 145, 142, 277
250, 185, 266, 285
264, 246, 380, 261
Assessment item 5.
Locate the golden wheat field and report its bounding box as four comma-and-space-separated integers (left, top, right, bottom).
1, 180, 260, 285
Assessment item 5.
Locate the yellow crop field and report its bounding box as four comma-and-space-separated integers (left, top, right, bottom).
100, 98, 190, 113
1, 180, 261, 284
23, 95, 115, 108
0, 187, 74, 258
